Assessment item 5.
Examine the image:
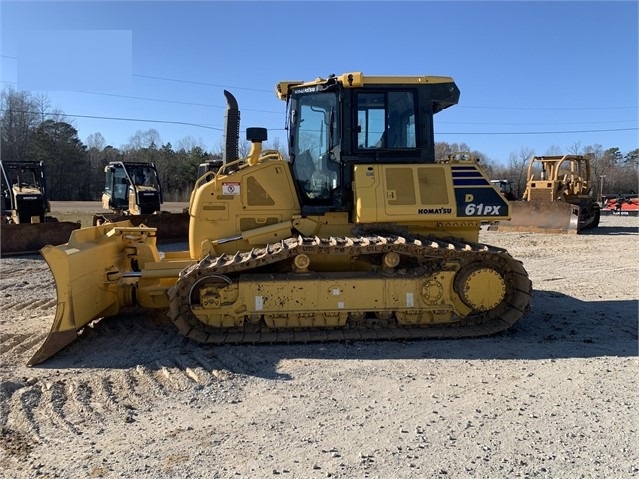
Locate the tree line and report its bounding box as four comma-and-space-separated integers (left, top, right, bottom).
2, 87, 637, 202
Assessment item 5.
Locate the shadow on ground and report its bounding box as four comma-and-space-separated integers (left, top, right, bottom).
582, 224, 638, 235
28, 289, 638, 379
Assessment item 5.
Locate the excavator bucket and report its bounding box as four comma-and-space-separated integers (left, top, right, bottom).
27, 222, 158, 366
1, 221, 81, 256
488, 201, 580, 234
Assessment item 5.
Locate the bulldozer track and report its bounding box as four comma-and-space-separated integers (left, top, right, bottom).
168, 234, 532, 344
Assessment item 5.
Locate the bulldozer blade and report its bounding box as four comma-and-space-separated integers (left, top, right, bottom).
93, 212, 189, 243
1, 221, 81, 257
27, 222, 148, 366
488, 201, 580, 234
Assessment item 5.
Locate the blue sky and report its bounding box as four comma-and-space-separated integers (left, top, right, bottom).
1, 0, 637, 164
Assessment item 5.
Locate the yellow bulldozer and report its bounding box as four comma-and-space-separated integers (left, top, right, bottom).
92, 160, 190, 242
29, 72, 532, 366
1, 160, 80, 256
490, 155, 601, 234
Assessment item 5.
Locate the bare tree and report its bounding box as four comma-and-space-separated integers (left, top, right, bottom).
265, 136, 288, 160
0, 88, 40, 161
505, 147, 534, 198
544, 144, 563, 155
86, 132, 107, 199
176, 135, 205, 153
32, 93, 51, 124
32, 93, 67, 124
125, 129, 161, 151
567, 142, 582, 155
86, 132, 106, 151
583, 144, 608, 197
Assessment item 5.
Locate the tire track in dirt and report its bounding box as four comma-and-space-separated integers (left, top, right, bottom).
4, 376, 136, 444
44, 380, 83, 436
68, 378, 105, 427
2, 298, 56, 312
154, 359, 199, 392
172, 355, 216, 386
191, 351, 236, 381
1, 332, 49, 357
3, 382, 54, 462
208, 348, 258, 376
134, 364, 170, 398
16, 386, 44, 440
1, 281, 54, 294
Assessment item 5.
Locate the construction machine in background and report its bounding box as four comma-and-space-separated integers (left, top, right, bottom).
1, 160, 80, 256
489, 155, 600, 234
92, 160, 190, 242
29, 72, 532, 366
601, 194, 639, 216
490, 180, 517, 201
197, 159, 224, 183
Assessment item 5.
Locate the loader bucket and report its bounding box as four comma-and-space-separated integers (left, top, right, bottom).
27, 222, 157, 366
1, 221, 81, 257
488, 201, 580, 234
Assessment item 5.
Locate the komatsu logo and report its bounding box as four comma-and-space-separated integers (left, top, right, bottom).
296, 86, 318, 94
418, 207, 452, 215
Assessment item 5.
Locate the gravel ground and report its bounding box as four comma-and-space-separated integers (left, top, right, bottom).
1, 213, 637, 479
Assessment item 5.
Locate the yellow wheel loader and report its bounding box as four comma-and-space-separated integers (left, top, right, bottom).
29, 73, 532, 366
1, 160, 80, 256
489, 155, 600, 234
92, 160, 190, 242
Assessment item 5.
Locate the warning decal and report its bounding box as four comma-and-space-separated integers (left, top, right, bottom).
222, 182, 241, 195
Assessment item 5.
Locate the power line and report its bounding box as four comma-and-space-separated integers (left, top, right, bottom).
1, 73, 636, 113
0, 108, 288, 132
72, 90, 282, 114
132, 74, 272, 93
441, 120, 637, 126
63, 112, 223, 130
459, 105, 636, 111
0, 108, 220, 130
2, 109, 634, 136
437, 127, 638, 135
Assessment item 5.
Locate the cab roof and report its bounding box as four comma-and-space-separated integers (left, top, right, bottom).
276, 72, 456, 101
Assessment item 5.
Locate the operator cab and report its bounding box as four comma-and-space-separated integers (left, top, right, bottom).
104, 161, 162, 212
0, 161, 49, 223
284, 73, 459, 215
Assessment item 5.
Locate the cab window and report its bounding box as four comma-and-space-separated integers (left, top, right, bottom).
357, 91, 416, 149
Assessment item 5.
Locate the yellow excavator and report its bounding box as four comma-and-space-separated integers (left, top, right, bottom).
29, 73, 532, 366
489, 155, 600, 234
